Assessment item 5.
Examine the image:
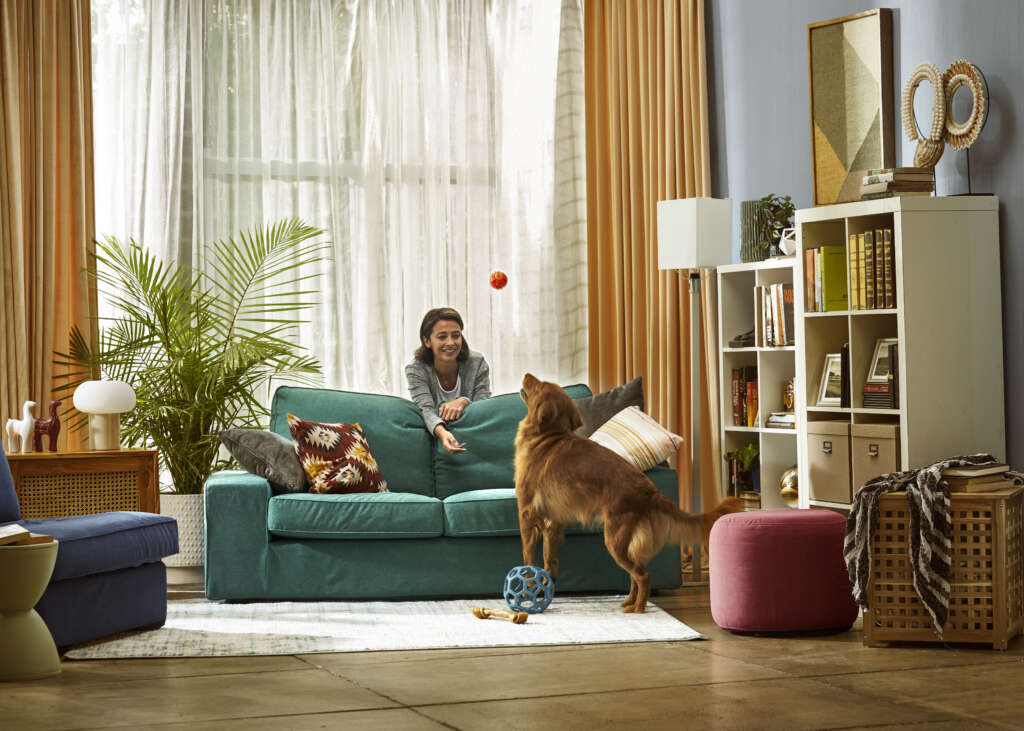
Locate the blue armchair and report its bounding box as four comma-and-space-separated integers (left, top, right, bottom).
0, 444, 178, 648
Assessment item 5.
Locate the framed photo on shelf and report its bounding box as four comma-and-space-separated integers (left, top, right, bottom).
867, 337, 898, 383
817, 352, 843, 406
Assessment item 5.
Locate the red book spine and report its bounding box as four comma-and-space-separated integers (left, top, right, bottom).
732, 368, 742, 426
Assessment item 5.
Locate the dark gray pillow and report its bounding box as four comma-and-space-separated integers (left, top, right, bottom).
573, 377, 644, 438
220, 429, 307, 493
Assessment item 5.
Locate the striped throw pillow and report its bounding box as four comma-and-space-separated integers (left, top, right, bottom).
588, 406, 683, 472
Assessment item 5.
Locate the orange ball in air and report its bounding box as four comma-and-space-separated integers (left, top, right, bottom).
490, 270, 509, 289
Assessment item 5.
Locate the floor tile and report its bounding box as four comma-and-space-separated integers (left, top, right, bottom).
140, 708, 450, 731
57, 655, 308, 683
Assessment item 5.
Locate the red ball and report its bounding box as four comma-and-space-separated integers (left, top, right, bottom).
490, 270, 508, 290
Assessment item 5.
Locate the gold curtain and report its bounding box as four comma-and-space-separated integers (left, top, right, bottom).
583, 0, 721, 510
0, 0, 96, 452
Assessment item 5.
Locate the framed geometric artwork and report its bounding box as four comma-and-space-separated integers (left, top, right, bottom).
808, 8, 894, 205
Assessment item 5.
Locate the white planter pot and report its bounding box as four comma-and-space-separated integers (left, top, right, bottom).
160, 493, 205, 567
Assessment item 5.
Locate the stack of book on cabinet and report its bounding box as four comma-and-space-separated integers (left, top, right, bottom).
803, 245, 848, 312
847, 229, 896, 310
860, 167, 935, 200
862, 342, 899, 408
731, 366, 758, 427
941, 463, 1014, 492
755, 283, 795, 346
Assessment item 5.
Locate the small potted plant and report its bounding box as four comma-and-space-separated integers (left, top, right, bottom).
724, 442, 760, 494
741, 193, 795, 262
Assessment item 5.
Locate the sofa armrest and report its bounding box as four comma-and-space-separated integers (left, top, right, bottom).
204, 470, 273, 599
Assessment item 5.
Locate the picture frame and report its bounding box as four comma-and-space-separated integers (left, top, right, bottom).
867, 337, 899, 383
817, 352, 843, 406
807, 9, 894, 206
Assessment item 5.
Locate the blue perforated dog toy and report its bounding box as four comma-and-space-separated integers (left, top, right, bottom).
503, 565, 555, 613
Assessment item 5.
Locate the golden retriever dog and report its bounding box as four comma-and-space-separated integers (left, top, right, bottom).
514, 374, 744, 613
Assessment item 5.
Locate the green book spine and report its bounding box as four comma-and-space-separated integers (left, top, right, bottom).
864, 231, 875, 309
821, 245, 849, 311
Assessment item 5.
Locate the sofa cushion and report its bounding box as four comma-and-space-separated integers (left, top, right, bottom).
443, 489, 599, 537
267, 492, 442, 539
0, 445, 19, 523
573, 377, 644, 438
432, 384, 592, 500
589, 406, 683, 472
220, 429, 307, 493
6, 512, 179, 582
270, 386, 434, 496
287, 415, 389, 494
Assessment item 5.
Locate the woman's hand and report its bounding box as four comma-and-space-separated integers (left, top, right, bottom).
434, 425, 466, 454
439, 397, 470, 422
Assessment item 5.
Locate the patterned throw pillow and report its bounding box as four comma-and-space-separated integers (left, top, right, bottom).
286, 414, 389, 494
588, 406, 683, 472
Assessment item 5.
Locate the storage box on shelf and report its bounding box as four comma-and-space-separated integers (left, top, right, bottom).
794, 196, 1005, 510
863, 487, 1024, 649
717, 259, 798, 510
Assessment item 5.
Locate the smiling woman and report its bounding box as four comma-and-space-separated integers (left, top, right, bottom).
405, 307, 491, 454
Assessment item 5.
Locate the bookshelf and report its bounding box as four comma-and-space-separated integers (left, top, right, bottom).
794, 196, 1005, 510
717, 259, 799, 510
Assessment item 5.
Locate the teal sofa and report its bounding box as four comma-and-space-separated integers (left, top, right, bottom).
204, 385, 682, 601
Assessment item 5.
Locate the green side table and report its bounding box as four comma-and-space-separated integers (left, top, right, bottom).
0, 539, 61, 681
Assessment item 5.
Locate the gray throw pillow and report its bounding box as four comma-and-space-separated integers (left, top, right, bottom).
220, 429, 307, 493
573, 377, 644, 438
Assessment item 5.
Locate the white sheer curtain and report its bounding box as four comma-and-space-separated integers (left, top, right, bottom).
92, 0, 587, 398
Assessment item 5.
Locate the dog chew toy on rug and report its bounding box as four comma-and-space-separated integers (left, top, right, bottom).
472, 607, 529, 624
503, 565, 554, 613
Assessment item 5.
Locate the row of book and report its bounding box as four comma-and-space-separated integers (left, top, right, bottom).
942, 462, 1017, 493
756, 283, 795, 347
848, 229, 896, 310
803, 245, 847, 312
731, 366, 758, 427
860, 167, 935, 200
0, 523, 54, 546
863, 342, 900, 409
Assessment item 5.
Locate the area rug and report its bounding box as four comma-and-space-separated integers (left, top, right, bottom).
64, 596, 704, 659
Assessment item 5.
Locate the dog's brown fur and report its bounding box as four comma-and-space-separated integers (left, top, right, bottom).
514, 374, 745, 613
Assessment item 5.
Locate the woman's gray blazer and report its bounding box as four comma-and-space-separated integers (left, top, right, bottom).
404, 350, 491, 435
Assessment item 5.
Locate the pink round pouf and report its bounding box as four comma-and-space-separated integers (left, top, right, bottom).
709, 509, 858, 633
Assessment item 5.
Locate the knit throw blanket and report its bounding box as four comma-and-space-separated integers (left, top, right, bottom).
844, 453, 1022, 633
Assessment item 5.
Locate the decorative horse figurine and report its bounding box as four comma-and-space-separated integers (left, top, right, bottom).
33, 399, 62, 452
5, 400, 37, 453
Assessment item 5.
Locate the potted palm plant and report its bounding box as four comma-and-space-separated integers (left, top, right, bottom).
55, 219, 328, 566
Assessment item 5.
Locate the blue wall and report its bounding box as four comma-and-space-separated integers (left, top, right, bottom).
707, 0, 1023, 464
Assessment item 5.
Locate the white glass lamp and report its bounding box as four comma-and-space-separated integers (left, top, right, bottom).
72, 380, 137, 451
656, 197, 732, 582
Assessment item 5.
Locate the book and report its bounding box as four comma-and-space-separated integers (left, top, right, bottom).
860, 190, 934, 200
767, 411, 796, 428
732, 368, 742, 426
890, 342, 899, 408
860, 180, 934, 195
840, 342, 850, 408
948, 478, 1016, 493
847, 234, 859, 310
856, 233, 866, 310
820, 245, 848, 311
0, 524, 30, 546
804, 249, 816, 312
865, 167, 935, 176
874, 229, 885, 311
943, 463, 1010, 478
746, 378, 759, 427
945, 473, 1009, 490
814, 248, 823, 311
862, 171, 936, 185
868, 229, 876, 305
883, 229, 894, 308
13, 532, 54, 545
782, 283, 795, 346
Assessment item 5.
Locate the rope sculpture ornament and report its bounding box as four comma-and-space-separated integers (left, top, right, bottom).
902, 62, 945, 168
942, 59, 987, 150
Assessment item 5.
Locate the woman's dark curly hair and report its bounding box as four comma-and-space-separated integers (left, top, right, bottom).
414, 307, 470, 364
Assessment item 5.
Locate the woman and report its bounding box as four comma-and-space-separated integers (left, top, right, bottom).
405, 307, 491, 453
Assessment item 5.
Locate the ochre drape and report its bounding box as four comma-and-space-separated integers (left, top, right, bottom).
0, 0, 96, 452
583, 0, 721, 511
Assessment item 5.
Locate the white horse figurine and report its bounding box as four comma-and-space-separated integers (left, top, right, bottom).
5, 400, 37, 454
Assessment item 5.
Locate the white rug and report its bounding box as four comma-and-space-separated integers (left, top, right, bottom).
64, 596, 704, 659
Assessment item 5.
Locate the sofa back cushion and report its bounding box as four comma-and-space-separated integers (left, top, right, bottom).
270, 386, 434, 496
431, 384, 592, 499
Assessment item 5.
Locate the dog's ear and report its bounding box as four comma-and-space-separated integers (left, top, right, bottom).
522, 373, 540, 390
534, 399, 558, 427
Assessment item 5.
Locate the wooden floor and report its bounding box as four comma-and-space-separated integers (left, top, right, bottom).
4, 583, 1024, 730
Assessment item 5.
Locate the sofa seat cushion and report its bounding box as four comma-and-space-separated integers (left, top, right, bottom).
442, 489, 599, 537
268, 492, 442, 539
7, 512, 179, 582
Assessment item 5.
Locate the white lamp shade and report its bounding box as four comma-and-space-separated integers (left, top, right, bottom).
73, 380, 137, 414
656, 197, 733, 270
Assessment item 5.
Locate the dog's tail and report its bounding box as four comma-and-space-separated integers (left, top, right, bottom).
699, 496, 746, 541
646, 496, 745, 552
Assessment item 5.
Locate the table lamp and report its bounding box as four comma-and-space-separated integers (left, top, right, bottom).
72, 380, 136, 451
656, 197, 732, 581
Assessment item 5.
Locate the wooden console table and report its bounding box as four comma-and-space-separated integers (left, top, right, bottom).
7, 449, 159, 518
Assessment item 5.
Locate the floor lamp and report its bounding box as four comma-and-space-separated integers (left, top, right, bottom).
656, 197, 732, 582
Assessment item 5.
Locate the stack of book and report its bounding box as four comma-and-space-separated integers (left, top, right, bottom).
859, 167, 935, 200
803, 245, 848, 312
731, 366, 758, 427
847, 229, 896, 310
766, 411, 796, 429
0, 523, 54, 546
862, 342, 899, 409
756, 283, 795, 346
942, 463, 1014, 492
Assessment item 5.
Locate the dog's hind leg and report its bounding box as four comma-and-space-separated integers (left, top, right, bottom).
604, 522, 652, 613
621, 579, 638, 608
541, 520, 565, 582
519, 506, 542, 567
